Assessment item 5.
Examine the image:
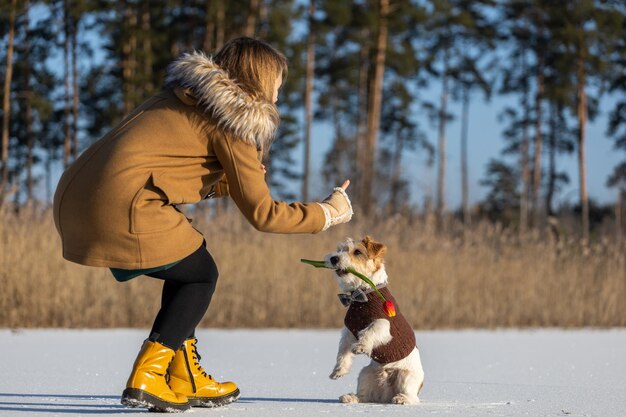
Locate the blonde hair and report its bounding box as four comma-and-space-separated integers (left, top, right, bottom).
213, 37, 288, 102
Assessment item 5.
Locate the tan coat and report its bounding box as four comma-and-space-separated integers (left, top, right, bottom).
53, 52, 325, 269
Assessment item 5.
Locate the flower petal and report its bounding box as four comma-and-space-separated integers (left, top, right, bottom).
383, 300, 396, 317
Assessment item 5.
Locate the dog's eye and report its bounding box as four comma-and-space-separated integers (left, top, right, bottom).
353, 250, 362, 256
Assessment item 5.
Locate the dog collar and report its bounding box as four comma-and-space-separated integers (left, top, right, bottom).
338, 284, 387, 307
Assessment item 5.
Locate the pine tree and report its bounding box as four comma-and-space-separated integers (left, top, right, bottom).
1, 0, 17, 203
0, 1, 58, 205
301, 0, 315, 202
551, 0, 622, 239
422, 0, 495, 227
263, 0, 306, 200
479, 158, 519, 224
379, 79, 432, 214
606, 2, 626, 238
449, 1, 496, 226
317, 0, 427, 214
499, 0, 565, 233
316, 0, 372, 201
542, 35, 576, 217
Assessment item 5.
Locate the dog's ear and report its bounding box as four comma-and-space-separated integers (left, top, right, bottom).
362, 236, 386, 260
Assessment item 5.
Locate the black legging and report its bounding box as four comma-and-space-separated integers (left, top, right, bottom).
146, 242, 219, 350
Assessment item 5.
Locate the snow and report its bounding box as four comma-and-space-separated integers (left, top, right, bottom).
1, 328, 625, 416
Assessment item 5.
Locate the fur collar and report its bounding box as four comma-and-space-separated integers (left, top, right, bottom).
164, 51, 279, 153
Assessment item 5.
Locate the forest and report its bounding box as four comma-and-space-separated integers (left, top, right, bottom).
1, 0, 626, 241
2, 1, 626, 329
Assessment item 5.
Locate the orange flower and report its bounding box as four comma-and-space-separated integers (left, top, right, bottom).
383, 300, 396, 317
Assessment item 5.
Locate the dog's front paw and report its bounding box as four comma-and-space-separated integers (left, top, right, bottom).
330, 367, 348, 379
392, 394, 418, 405
351, 343, 368, 355
339, 393, 359, 403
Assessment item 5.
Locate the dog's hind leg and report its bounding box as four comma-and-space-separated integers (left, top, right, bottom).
390, 368, 421, 404
352, 363, 387, 403
330, 327, 357, 379
339, 361, 388, 403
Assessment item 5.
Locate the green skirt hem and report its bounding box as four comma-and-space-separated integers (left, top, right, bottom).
110, 260, 182, 282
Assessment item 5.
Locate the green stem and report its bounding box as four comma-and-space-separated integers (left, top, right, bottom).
300, 259, 327, 268
300, 259, 387, 302
345, 267, 387, 302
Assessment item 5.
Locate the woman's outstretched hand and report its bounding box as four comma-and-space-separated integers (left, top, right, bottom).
318, 179, 353, 231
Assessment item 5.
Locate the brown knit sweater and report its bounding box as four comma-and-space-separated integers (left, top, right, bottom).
344, 286, 416, 364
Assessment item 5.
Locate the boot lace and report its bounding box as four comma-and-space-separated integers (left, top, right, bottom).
190, 339, 213, 380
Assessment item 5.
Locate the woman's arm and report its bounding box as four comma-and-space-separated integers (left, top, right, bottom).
213, 133, 327, 233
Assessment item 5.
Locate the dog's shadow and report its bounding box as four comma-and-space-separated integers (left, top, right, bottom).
240, 396, 338, 404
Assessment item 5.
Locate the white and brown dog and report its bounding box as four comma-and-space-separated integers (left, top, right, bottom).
325, 236, 424, 405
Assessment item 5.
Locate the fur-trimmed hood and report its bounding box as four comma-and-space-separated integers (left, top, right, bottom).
164, 51, 279, 154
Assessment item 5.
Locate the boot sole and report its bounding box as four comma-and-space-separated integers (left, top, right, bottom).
121, 388, 190, 413
188, 388, 241, 407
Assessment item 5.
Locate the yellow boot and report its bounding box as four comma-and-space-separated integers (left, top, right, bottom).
168, 337, 240, 407
121, 339, 190, 412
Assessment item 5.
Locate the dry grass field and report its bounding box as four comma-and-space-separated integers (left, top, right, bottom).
1, 204, 625, 329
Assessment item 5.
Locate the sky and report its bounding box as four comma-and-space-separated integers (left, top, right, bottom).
302, 90, 622, 210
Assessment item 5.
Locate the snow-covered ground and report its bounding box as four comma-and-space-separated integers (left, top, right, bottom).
0, 328, 625, 416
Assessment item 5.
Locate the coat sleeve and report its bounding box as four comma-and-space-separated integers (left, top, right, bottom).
212, 133, 327, 233
206, 174, 229, 199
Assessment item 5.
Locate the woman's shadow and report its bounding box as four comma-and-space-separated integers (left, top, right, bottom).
0, 393, 136, 414
0, 392, 338, 414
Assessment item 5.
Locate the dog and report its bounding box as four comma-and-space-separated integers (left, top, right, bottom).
324, 236, 424, 405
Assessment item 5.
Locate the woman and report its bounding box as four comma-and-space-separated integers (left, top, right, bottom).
53, 37, 353, 412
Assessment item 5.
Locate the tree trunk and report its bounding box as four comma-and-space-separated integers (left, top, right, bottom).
577, 42, 589, 241
460, 87, 470, 226
129, 7, 138, 109
71, 9, 79, 160
331, 94, 345, 182
520, 51, 530, 235
24, 0, 34, 202
122, 5, 137, 117
203, 0, 214, 51
45, 142, 53, 202
1, 0, 16, 202
532, 34, 544, 229
257, 0, 268, 39
121, 3, 130, 109
12, 143, 21, 207
435, 55, 449, 225
615, 187, 625, 247
245, 0, 259, 37
63, 0, 72, 169
215, 0, 225, 50
546, 102, 557, 217
390, 133, 404, 214
142, 0, 153, 94
355, 27, 370, 206
361, 0, 389, 215
302, 0, 315, 201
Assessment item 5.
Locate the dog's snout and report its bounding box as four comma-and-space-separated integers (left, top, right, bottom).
330, 256, 339, 266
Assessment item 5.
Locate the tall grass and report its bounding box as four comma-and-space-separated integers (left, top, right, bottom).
1, 205, 624, 329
